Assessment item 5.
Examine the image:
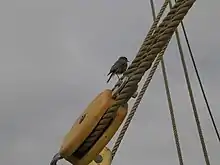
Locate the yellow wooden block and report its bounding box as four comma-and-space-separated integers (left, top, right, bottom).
60, 89, 114, 157
67, 102, 127, 165
89, 147, 112, 165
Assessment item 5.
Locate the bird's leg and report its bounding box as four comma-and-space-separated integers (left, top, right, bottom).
116, 74, 120, 79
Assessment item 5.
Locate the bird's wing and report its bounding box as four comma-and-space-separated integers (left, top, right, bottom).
109, 61, 120, 73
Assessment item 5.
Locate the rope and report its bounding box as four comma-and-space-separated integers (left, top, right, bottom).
171, 2, 210, 164
121, 0, 186, 78
116, 0, 196, 104
111, 1, 183, 161
111, 1, 185, 163
174, 0, 220, 142
122, 0, 170, 77
75, 0, 196, 155
111, 38, 170, 158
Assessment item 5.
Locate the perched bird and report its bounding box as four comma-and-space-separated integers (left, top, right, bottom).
107, 56, 129, 83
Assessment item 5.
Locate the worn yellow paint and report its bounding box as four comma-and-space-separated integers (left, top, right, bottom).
59, 89, 127, 165
89, 147, 112, 165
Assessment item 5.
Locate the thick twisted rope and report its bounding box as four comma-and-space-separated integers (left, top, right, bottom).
111, 1, 184, 163
122, 0, 185, 78
118, 0, 186, 85
111, 0, 196, 120
111, 37, 170, 159
111, 0, 169, 157
75, 0, 196, 156
122, 0, 170, 77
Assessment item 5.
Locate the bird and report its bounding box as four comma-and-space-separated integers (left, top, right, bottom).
107, 56, 129, 83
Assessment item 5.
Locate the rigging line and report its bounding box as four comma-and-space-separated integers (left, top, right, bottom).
174, 0, 220, 142
151, 0, 184, 164
169, 1, 211, 164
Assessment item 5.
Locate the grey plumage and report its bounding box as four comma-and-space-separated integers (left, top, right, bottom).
107, 56, 129, 83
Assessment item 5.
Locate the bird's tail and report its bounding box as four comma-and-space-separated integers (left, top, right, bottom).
107, 73, 114, 83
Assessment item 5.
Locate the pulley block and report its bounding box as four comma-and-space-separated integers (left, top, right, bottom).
58, 89, 128, 165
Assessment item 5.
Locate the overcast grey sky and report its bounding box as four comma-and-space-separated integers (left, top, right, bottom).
0, 0, 219, 165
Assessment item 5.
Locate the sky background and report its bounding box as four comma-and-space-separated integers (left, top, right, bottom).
1, 0, 220, 165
